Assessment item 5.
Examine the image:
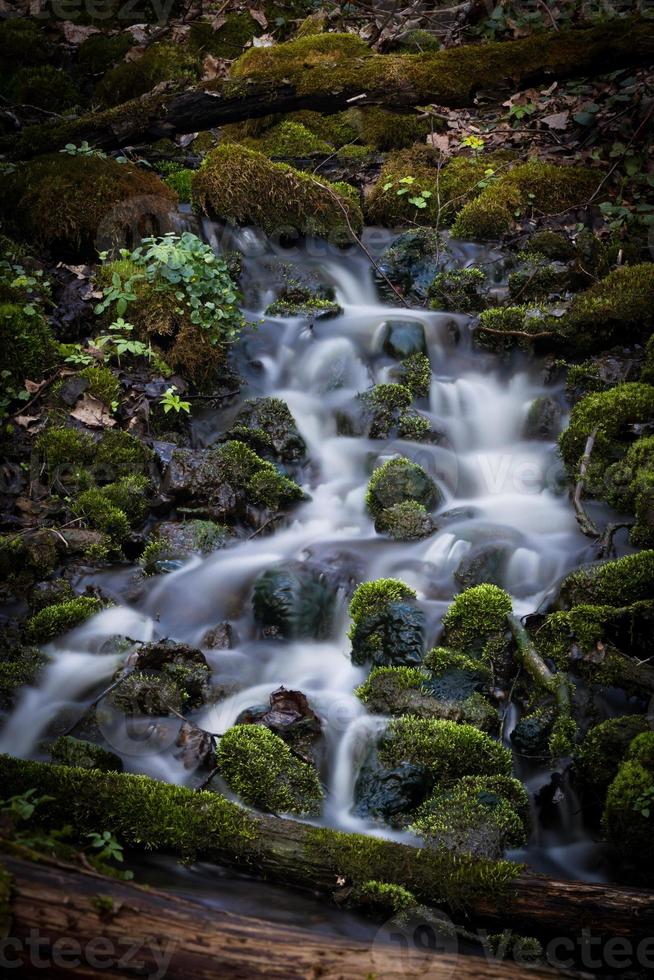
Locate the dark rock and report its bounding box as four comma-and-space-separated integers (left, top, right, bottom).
351, 601, 425, 668
381, 319, 427, 359
510, 714, 552, 755
58, 375, 89, 406
353, 760, 431, 822
376, 229, 449, 302
225, 396, 306, 463
202, 622, 234, 649
523, 396, 562, 440
134, 639, 212, 708
174, 720, 214, 771
252, 561, 337, 640
454, 542, 512, 591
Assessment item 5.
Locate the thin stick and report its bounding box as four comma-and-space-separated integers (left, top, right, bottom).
573, 427, 599, 538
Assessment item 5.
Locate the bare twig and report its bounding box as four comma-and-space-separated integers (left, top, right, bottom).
573, 427, 599, 538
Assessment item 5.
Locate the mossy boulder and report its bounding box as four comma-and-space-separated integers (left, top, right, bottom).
192, 143, 362, 242
8, 66, 79, 113
507, 253, 570, 303
358, 385, 432, 442
0, 154, 176, 260
374, 501, 436, 542
523, 396, 562, 441
141, 520, 229, 575
410, 775, 528, 859
557, 551, 654, 609
0, 643, 48, 709
575, 715, 648, 804
224, 396, 306, 463
189, 12, 263, 60
0, 304, 58, 403
510, 713, 552, 756
0, 530, 62, 596
604, 732, 654, 869
164, 440, 304, 523
429, 267, 486, 313
378, 717, 512, 781
252, 561, 337, 640
441, 584, 512, 658
109, 671, 185, 717
453, 541, 513, 592
605, 436, 654, 547
348, 579, 425, 669
77, 32, 132, 74
375, 228, 449, 301
450, 162, 596, 240
131, 639, 212, 709
350, 106, 432, 151
559, 264, 654, 353
265, 279, 341, 320
216, 723, 323, 816
366, 457, 441, 518
94, 42, 200, 107
25, 597, 102, 644
50, 735, 122, 773
396, 352, 432, 400
474, 305, 554, 355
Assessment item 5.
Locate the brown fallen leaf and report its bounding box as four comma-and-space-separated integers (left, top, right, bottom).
208, 14, 227, 31
427, 133, 450, 156
24, 379, 43, 394
541, 110, 570, 130
249, 7, 268, 28
202, 54, 230, 81
69, 394, 116, 429
60, 21, 100, 44
14, 415, 41, 429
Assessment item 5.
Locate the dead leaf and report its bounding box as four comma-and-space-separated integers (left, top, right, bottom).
202, 54, 229, 81
60, 21, 100, 44
427, 133, 450, 156
249, 7, 268, 28
541, 110, 570, 130
170, 24, 191, 43
208, 14, 227, 31
24, 379, 43, 394
125, 24, 151, 44
69, 394, 116, 429
126, 44, 146, 63
15, 415, 41, 429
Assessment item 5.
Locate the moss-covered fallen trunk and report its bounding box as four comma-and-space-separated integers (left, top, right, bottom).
11, 18, 654, 158
2, 754, 654, 941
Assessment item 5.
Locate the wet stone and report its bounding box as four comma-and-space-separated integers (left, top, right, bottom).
381, 320, 427, 359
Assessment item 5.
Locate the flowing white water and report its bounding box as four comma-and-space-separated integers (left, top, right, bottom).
0, 227, 608, 879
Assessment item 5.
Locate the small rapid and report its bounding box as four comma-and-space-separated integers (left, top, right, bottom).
0, 225, 610, 882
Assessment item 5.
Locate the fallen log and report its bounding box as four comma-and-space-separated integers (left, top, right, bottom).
11, 18, 654, 158
1, 754, 653, 946
0, 848, 560, 979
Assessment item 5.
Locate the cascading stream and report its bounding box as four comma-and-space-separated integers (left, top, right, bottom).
0, 226, 613, 882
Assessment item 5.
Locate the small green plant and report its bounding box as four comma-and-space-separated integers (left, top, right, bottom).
0, 370, 29, 419
160, 385, 191, 414
86, 830, 126, 864
508, 102, 537, 126
60, 141, 108, 159
94, 319, 151, 365
634, 783, 654, 818
382, 175, 433, 211
1, 788, 53, 822
64, 345, 95, 367
461, 134, 485, 155
94, 268, 144, 318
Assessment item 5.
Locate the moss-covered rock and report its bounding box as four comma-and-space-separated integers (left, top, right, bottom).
189, 12, 263, 60
474, 305, 554, 355
216, 723, 323, 815
36, 426, 95, 480
374, 501, 435, 541
396, 352, 432, 399
192, 143, 362, 242
358, 384, 429, 441
410, 775, 528, 858
25, 597, 102, 644
348, 579, 424, 669
234, 119, 333, 158
559, 264, 654, 353
0, 304, 58, 404
429, 267, 486, 313
50, 735, 122, 772
575, 715, 648, 803
0, 531, 61, 595
252, 562, 337, 640
108, 670, 185, 717
0, 643, 48, 709
558, 551, 654, 609
451, 162, 596, 240
29, 580, 76, 613
441, 584, 512, 657
523, 396, 562, 441
604, 732, 654, 869
0, 154, 176, 260
8, 66, 79, 113
366, 457, 441, 518
77, 32, 132, 74
375, 228, 449, 301
94, 42, 200, 107
350, 106, 432, 151
141, 520, 229, 575
507, 252, 570, 303
164, 440, 304, 522
381, 319, 427, 359
379, 717, 512, 780
77, 366, 120, 407
225, 396, 306, 463
130, 639, 211, 710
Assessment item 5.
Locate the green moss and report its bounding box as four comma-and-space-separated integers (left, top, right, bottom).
36, 427, 95, 478
429, 267, 486, 312
77, 33, 132, 74
0, 19, 51, 70
8, 66, 79, 113
29, 580, 75, 613
79, 366, 120, 406
109, 670, 184, 716
0, 154, 176, 260
26, 597, 102, 644
74, 488, 130, 543
190, 13, 263, 60
442, 584, 512, 652
0, 755, 521, 907
141, 520, 229, 574
379, 717, 512, 780
192, 143, 362, 242
398, 352, 431, 399
162, 167, 194, 203
508, 252, 569, 302
349, 579, 417, 627
559, 551, 654, 608
366, 457, 440, 518
604, 732, 654, 868
243, 120, 333, 157
451, 162, 596, 240
474, 305, 546, 354
410, 775, 528, 858
351, 879, 417, 915
350, 107, 431, 151
94, 42, 199, 107
50, 735, 122, 772
0, 304, 58, 390
374, 500, 434, 541
216, 724, 323, 816
0, 645, 48, 709
559, 383, 654, 488
230, 32, 372, 82
423, 647, 485, 675
95, 428, 153, 479
560, 264, 654, 352
101, 475, 149, 525
356, 665, 430, 703
575, 715, 648, 801
0, 531, 60, 593
523, 231, 575, 261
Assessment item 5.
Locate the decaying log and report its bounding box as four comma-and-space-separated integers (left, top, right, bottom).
1, 754, 653, 946
11, 18, 654, 158
0, 848, 562, 979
